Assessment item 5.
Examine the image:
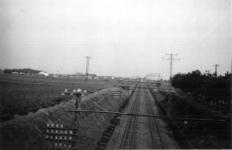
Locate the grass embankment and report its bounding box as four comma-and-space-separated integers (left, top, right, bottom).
150, 89, 230, 149
0, 87, 128, 150
0, 74, 119, 121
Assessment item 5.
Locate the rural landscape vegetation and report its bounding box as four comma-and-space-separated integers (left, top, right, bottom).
0, 0, 231, 150
0, 67, 231, 149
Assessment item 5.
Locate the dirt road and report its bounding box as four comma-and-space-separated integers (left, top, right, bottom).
106, 84, 179, 149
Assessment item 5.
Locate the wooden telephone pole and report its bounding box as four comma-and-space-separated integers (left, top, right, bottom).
85, 56, 91, 80
163, 53, 180, 80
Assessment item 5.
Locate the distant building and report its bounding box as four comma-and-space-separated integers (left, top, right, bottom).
52, 74, 70, 78
87, 73, 97, 80
98, 76, 114, 80
12, 72, 19, 74
68, 74, 85, 79
38, 71, 49, 77
68, 73, 97, 80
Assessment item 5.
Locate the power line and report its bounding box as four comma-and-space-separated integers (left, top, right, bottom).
163, 53, 180, 80
66, 110, 226, 122
85, 56, 91, 80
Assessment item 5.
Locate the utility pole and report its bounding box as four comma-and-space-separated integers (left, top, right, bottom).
85, 56, 91, 80
231, 57, 232, 74
212, 64, 219, 77
163, 53, 180, 80
163, 53, 179, 113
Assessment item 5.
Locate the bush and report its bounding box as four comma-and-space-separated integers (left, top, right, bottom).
171, 70, 231, 104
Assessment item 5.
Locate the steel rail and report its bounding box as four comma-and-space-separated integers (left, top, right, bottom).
119, 88, 140, 149
146, 89, 165, 149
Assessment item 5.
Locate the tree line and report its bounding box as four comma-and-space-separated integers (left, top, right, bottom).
171, 70, 231, 102
3, 68, 41, 74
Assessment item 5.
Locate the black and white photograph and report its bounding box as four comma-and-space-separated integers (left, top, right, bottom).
0, 0, 231, 149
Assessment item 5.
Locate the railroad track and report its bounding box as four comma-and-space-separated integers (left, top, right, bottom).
119, 87, 141, 149
95, 85, 137, 150
120, 85, 165, 149
145, 88, 165, 149
97, 83, 167, 149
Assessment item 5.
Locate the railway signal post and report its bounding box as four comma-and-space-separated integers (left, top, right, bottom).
73, 89, 82, 123
44, 89, 83, 149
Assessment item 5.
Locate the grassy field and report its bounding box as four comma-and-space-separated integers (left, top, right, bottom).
153, 88, 230, 149
0, 87, 128, 150
0, 74, 119, 121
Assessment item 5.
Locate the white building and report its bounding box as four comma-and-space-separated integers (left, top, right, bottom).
38, 71, 49, 77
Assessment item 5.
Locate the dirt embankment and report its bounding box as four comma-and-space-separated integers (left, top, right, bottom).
150, 88, 231, 149
0, 87, 127, 150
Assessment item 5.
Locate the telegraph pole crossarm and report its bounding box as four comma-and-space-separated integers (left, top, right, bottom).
162, 53, 180, 80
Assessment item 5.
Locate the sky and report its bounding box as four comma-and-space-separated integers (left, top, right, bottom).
0, 0, 231, 78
